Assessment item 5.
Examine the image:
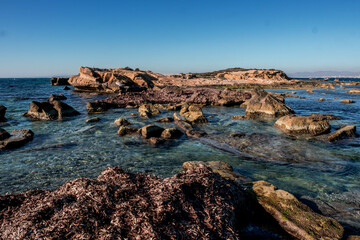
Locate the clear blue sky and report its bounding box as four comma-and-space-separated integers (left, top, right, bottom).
0, 0, 359, 77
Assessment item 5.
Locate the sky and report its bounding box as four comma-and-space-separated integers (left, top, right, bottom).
0, 0, 359, 77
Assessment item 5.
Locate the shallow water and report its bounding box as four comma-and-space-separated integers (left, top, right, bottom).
1, 78, 360, 230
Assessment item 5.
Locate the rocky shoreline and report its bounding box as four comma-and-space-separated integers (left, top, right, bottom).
1, 66, 359, 239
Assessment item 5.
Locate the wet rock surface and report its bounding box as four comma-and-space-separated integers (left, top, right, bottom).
48, 94, 67, 102
139, 124, 164, 139
0, 129, 34, 150
0, 105, 7, 122
328, 125, 357, 142
245, 87, 294, 118
0, 162, 345, 240
274, 114, 331, 136
117, 126, 138, 136
179, 104, 208, 124
138, 103, 160, 118
114, 117, 131, 126
24, 101, 80, 120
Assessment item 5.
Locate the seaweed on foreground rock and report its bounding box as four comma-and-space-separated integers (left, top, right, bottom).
0, 165, 250, 239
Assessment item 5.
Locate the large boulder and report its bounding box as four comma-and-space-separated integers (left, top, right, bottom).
252, 180, 344, 240
161, 128, 183, 139
0, 105, 7, 122
24, 101, 80, 120
0, 129, 34, 150
179, 104, 208, 124
138, 104, 160, 118
274, 114, 331, 135
245, 87, 294, 118
139, 124, 164, 139
328, 125, 357, 142
50, 77, 69, 86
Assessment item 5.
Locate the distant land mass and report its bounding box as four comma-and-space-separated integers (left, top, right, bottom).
289, 71, 360, 78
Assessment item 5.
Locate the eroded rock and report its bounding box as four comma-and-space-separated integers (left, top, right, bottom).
138, 104, 160, 118
140, 124, 164, 139
0, 129, 34, 150
117, 126, 138, 136
328, 125, 357, 142
114, 117, 131, 126
179, 104, 208, 124
24, 101, 79, 120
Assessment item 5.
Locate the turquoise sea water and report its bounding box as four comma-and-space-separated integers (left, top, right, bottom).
1, 78, 360, 230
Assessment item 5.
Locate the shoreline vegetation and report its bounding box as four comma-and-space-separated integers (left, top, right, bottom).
1, 67, 360, 239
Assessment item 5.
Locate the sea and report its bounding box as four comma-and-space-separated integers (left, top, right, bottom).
0, 78, 360, 231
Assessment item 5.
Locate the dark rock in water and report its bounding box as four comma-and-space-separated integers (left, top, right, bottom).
0, 128, 11, 141
0, 129, 34, 150
245, 87, 294, 118
173, 113, 206, 138
161, 128, 183, 139
114, 117, 131, 126
328, 125, 357, 142
48, 94, 67, 102
274, 114, 331, 136
24, 101, 80, 120
63, 86, 71, 90
0, 105, 7, 122
139, 124, 164, 139
155, 117, 174, 123
229, 132, 246, 138
51, 77, 70, 86
138, 104, 160, 118
147, 137, 165, 145
309, 113, 341, 121
86, 117, 101, 123
86, 102, 109, 114
0, 162, 343, 239
117, 126, 138, 136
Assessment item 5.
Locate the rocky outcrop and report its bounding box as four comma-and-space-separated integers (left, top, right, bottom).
0, 105, 7, 122
50, 77, 69, 86
117, 126, 138, 136
139, 124, 164, 139
216, 69, 291, 82
274, 114, 331, 135
328, 125, 357, 142
68, 67, 158, 92
114, 117, 131, 126
179, 104, 208, 124
138, 104, 160, 118
252, 180, 344, 240
24, 101, 80, 120
161, 128, 183, 139
0, 129, 34, 150
245, 87, 294, 118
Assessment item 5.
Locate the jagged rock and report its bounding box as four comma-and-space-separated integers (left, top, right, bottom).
179, 104, 208, 124
48, 94, 67, 102
50, 77, 69, 86
340, 99, 355, 104
0, 105, 7, 122
139, 124, 164, 139
86, 102, 109, 114
328, 125, 357, 142
245, 87, 294, 118
155, 117, 174, 123
68, 67, 157, 92
117, 126, 138, 136
86, 117, 101, 123
274, 114, 331, 135
161, 128, 183, 139
231, 115, 247, 120
24, 101, 80, 120
138, 104, 160, 118
0, 128, 10, 141
0, 129, 34, 150
114, 117, 131, 126
251, 180, 344, 240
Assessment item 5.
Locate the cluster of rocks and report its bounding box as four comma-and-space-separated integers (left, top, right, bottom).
0, 161, 347, 239
24, 94, 80, 120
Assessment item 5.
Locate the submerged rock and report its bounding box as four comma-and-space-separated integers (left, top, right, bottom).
328, 125, 357, 142
0, 105, 7, 122
245, 87, 294, 118
24, 101, 80, 120
0, 129, 34, 150
274, 114, 331, 136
